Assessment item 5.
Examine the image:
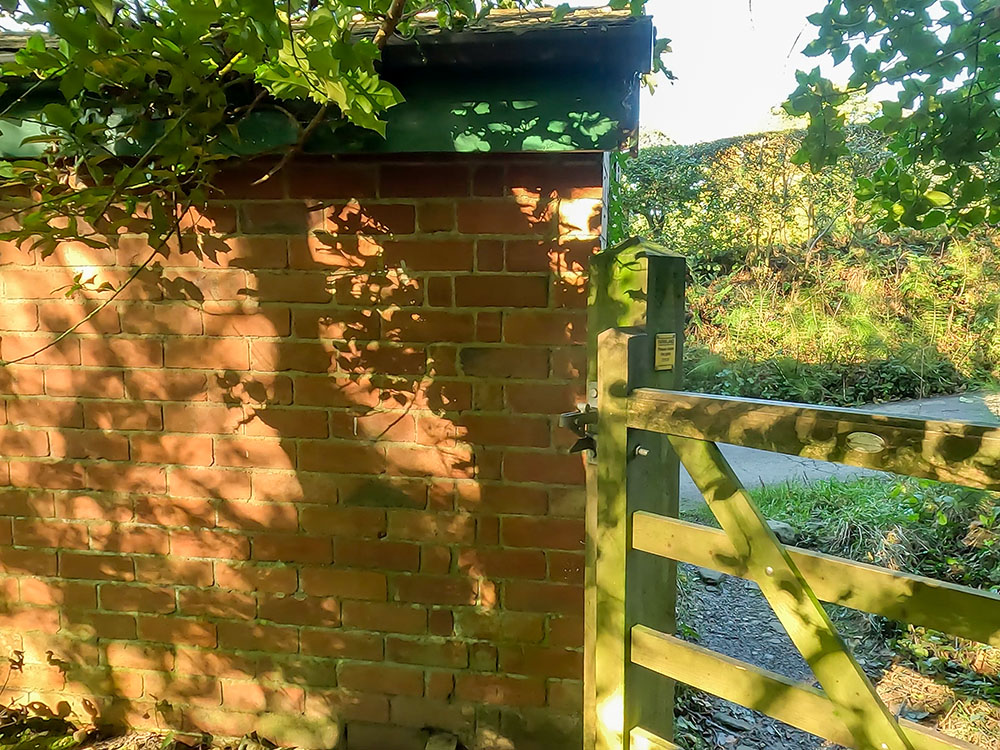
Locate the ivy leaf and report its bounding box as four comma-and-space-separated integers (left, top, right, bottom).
924, 190, 951, 207
921, 210, 947, 228
550, 4, 571, 21
91, 0, 114, 23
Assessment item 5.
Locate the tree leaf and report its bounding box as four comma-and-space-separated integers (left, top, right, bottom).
924, 190, 952, 207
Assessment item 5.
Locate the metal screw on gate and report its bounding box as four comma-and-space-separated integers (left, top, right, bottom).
764, 566, 774, 576
634, 446, 649, 457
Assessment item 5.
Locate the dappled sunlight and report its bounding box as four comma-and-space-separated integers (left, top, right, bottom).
0, 153, 599, 747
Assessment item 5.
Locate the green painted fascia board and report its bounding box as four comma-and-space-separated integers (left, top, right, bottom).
0, 68, 637, 157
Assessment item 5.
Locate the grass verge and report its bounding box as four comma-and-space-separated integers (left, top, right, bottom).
682, 476, 1000, 746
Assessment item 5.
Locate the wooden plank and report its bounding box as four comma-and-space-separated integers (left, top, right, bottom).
590, 328, 640, 750
667, 435, 914, 750
631, 626, 979, 750
628, 389, 1000, 490
584, 455, 599, 750
624, 251, 685, 744
629, 726, 680, 750
632, 513, 1000, 647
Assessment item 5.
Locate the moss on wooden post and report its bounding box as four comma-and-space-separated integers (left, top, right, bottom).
585, 240, 686, 750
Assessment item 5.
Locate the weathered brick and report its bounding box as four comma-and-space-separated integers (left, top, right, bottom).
504, 581, 583, 616
50, 430, 128, 461
300, 506, 386, 538
242, 201, 311, 234
393, 575, 476, 606
338, 663, 423, 696
134, 557, 214, 587
548, 615, 584, 648
10, 460, 85, 490
548, 551, 584, 585
45, 368, 124, 398
386, 510, 474, 544
454, 674, 546, 707
0, 429, 49, 457
171, 529, 251, 560
503, 451, 585, 486
504, 311, 586, 346
381, 164, 469, 198
341, 601, 426, 634
139, 616, 217, 647
12, 518, 86, 548
454, 611, 545, 643
59, 552, 134, 581
259, 593, 339, 627
20, 579, 96, 609
178, 588, 257, 620
6, 399, 83, 429
386, 637, 468, 669
163, 404, 243, 434
501, 517, 584, 551
169, 467, 251, 500
334, 539, 420, 572
454, 275, 548, 308
456, 199, 552, 235
252, 534, 332, 564
202, 303, 291, 337
458, 547, 546, 580
216, 500, 298, 533
499, 645, 582, 679
325, 201, 415, 235
175, 649, 256, 680
416, 202, 455, 233
300, 568, 386, 600
217, 621, 298, 653
381, 240, 473, 271
300, 629, 384, 660
288, 163, 377, 199
214, 561, 298, 594
164, 339, 248, 370
81, 338, 161, 368
100, 584, 176, 614
131, 434, 214, 466
459, 347, 548, 379
83, 401, 162, 431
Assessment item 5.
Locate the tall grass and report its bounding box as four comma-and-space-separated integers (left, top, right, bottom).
685, 235, 1000, 404
618, 129, 1000, 405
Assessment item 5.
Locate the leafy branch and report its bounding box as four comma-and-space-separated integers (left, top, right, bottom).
784, 0, 1000, 232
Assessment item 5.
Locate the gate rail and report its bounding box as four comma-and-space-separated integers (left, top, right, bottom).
583, 242, 1000, 750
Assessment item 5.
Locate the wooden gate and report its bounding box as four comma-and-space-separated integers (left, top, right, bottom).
580, 240, 1000, 750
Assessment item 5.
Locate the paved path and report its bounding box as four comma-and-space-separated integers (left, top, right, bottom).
679, 390, 1000, 508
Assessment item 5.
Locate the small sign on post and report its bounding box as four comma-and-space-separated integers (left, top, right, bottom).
654, 333, 676, 371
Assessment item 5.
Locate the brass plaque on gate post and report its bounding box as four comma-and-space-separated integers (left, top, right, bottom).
654, 333, 676, 371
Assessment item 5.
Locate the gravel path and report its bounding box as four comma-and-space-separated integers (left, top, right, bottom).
678, 566, 836, 750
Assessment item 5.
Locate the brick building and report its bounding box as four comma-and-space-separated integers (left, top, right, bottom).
0, 12, 652, 749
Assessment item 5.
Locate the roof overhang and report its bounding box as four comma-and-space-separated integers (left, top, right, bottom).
0, 8, 654, 156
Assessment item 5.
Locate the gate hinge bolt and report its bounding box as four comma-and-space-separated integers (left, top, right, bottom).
634, 446, 649, 457
764, 566, 774, 576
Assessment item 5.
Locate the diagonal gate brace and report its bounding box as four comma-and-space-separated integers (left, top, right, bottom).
667, 435, 914, 750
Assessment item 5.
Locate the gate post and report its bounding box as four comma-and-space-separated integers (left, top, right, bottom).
585, 240, 685, 750
627, 249, 685, 746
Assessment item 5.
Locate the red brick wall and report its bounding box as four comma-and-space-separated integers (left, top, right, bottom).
0, 153, 602, 749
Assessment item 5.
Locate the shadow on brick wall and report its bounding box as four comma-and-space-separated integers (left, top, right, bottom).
0, 154, 600, 750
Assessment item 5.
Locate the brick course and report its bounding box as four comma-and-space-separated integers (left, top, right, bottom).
0, 153, 600, 749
